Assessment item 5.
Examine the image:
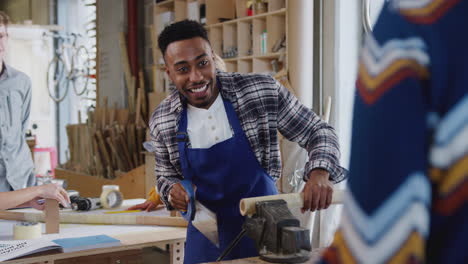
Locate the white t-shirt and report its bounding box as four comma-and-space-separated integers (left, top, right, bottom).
187, 94, 233, 149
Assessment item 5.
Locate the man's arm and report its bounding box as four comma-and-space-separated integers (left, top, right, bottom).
276, 80, 346, 211
146, 127, 183, 210
276, 80, 345, 183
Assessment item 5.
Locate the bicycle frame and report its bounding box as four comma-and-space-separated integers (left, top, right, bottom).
45, 32, 91, 102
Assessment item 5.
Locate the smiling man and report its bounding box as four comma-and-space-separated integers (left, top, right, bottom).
165, 36, 218, 110
143, 20, 346, 264
0, 11, 36, 192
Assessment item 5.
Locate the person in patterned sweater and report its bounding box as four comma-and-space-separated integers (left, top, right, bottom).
320, 0, 468, 263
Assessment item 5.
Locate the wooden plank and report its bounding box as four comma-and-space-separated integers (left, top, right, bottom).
0, 211, 187, 227
141, 88, 148, 125
136, 127, 145, 165
95, 130, 114, 178
45, 199, 59, 234
55, 166, 146, 199
81, 124, 90, 173
129, 76, 136, 113
135, 87, 142, 128
116, 109, 129, 126
93, 135, 106, 177
109, 106, 116, 125
106, 137, 128, 172
87, 113, 97, 176
127, 124, 138, 167
118, 130, 135, 169
138, 70, 147, 126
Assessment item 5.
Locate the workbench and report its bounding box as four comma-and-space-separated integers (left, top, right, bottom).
0, 200, 187, 264
208, 248, 323, 264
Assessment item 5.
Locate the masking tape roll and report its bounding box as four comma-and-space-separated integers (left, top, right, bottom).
13, 222, 42, 240
100, 189, 124, 209
102, 185, 119, 192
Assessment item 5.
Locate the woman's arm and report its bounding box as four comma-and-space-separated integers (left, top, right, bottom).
0, 184, 70, 210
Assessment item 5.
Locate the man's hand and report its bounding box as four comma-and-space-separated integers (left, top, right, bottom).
128, 200, 159, 212
302, 169, 333, 212
168, 183, 189, 211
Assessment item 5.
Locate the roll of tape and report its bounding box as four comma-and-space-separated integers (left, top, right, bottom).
100, 189, 124, 209
102, 185, 119, 192
13, 222, 42, 240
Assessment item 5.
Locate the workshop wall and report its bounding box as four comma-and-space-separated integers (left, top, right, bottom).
96, 0, 127, 108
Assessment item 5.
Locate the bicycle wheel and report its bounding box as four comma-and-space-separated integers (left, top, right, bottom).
47, 55, 70, 103
71, 45, 91, 96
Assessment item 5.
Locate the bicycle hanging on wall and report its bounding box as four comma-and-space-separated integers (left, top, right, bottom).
45, 32, 92, 103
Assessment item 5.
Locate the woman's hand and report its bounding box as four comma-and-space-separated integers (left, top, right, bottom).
35, 184, 71, 209
128, 200, 159, 212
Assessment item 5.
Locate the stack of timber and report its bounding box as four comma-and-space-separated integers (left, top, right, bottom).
63, 96, 148, 179
61, 30, 154, 179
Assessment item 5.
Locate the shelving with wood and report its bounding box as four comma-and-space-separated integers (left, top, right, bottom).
206, 0, 288, 73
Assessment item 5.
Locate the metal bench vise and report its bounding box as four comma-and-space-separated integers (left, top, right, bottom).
245, 199, 311, 263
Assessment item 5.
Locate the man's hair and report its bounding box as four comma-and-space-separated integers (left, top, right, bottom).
0, 11, 9, 27
158, 19, 210, 57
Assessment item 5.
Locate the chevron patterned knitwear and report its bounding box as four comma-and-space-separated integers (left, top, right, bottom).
320, 0, 468, 263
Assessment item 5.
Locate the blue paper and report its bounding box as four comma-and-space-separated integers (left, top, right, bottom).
52, 235, 121, 252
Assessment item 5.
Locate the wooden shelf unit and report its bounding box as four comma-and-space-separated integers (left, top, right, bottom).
149, 0, 288, 93
206, 2, 288, 73
206, 0, 288, 73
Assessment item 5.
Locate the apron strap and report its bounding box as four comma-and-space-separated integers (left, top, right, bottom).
222, 99, 244, 138
177, 107, 194, 181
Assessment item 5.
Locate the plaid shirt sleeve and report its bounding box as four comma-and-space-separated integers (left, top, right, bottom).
153, 135, 181, 209
147, 102, 182, 210
276, 80, 346, 183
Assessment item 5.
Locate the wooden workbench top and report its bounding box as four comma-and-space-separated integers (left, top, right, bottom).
206, 248, 324, 264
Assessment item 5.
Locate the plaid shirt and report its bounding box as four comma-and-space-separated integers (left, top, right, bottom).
147, 71, 346, 208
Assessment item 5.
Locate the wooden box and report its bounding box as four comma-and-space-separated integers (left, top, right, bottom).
55, 165, 153, 199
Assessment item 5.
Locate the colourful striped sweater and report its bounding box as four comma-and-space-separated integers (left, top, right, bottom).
321, 0, 468, 263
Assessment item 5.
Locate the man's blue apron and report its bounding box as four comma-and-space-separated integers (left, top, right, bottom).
177, 98, 278, 264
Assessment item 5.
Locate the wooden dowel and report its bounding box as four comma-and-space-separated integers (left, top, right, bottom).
135, 87, 142, 128
239, 189, 345, 216
106, 137, 127, 172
